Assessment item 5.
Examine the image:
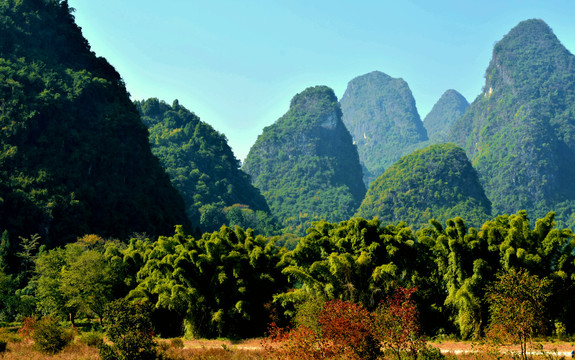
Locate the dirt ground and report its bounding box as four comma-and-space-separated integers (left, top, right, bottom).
178, 338, 575, 356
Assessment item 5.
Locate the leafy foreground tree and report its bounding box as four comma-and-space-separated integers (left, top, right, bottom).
485, 269, 551, 360
99, 298, 158, 360
372, 287, 424, 360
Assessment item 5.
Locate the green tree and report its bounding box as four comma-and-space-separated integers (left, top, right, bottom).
485, 269, 551, 360
129, 225, 288, 338
34, 240, 117, 325
276, 217, 422, 315
99, 298, 158, 360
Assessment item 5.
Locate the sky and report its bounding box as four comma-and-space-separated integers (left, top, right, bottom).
67, 0, 575, 162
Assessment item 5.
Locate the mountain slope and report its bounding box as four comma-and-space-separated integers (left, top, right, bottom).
357, 143, 491, 229
136, 98, 276, 234
447, 19, 575, 225
340, 71, 428, 184
0, 0, 190, 246
424, 89, 469, 143
243, 86, 366, 235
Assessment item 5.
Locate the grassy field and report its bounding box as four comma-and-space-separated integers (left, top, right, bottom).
1, 336, 573, 359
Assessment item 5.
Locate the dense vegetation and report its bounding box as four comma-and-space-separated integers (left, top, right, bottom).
423, 89, 469, 143
135, 98, 277, 235
448, 19, 575, 227
357, 144, 491, 229
0, 0, 190, 252
340, 71, 428, 184
243, 86, 366, 235
2, 211, 573, 344
2, 4, 575, 357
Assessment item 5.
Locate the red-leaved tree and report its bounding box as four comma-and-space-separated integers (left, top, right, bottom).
372, 287, 424, 360
318, 300, 381, 360
264, 300, 380, 360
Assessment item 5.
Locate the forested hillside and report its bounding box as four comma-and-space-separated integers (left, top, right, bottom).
0, 0, 189, 252
340, 71, 428, 184
135, 98, 277, 235
1, 6, 575, 353
243, 86, 366, 235
448, 19, 575, 227
357, 143, 491, 229
424, 89, 469, 143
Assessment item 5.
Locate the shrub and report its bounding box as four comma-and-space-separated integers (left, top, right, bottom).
30, 316, 74, 354
79, 331, 104, 347
170, 337, 184, 349
0, 327, 21, 343
98, 298, 158, 360
16, 317, 37, 339
265, 300, 381, 360
418, 345, 446, 360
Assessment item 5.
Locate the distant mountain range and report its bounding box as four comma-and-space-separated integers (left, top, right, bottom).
1, 2, 574, 245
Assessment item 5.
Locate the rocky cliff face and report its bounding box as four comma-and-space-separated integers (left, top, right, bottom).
424, 89, 469, 143
340, 71, 428, 185
243, 86, 366, 235
448, 19, 575, 225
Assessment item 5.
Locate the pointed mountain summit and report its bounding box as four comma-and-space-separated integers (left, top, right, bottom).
0, 1, 190, 246
243, 86, 366, 235
424, 90, 469, 143
357, 143, 491, 229
448, 19, 575, 225
340, 71, 428, 185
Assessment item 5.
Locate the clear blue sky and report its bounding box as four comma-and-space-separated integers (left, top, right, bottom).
68, 0, 575, 162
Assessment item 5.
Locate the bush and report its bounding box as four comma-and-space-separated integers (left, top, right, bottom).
418, 345, 446, 360
170, 338, 184, 349
30, 316, 74, 354
16, 317, 36, 339
98, 298, 158, 360
79, 331, 104, 347
0, 339, 6, 353
0, 327, 21, 343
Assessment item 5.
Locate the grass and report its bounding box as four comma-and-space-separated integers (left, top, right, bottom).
0, 332, 573, 360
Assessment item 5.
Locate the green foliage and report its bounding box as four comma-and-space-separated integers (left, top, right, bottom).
358, 143, 491, 229
0, 0, 190, 249
276, 217, 427, 314
30, 316, 74, 354
99, 298, 158, 360
417, 210, 575, 338
423, 89, 469, 143
448, 19, 575, 227
135, 98, 276, 235
243, 86, 366, 235
34, 237, 121, 325
340, 71, 428, 184
129, 225, 288, 338
79, 330, 104, 347
485, 269, 551, 360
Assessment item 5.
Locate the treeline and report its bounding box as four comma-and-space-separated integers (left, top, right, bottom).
0, 210, 573, 340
